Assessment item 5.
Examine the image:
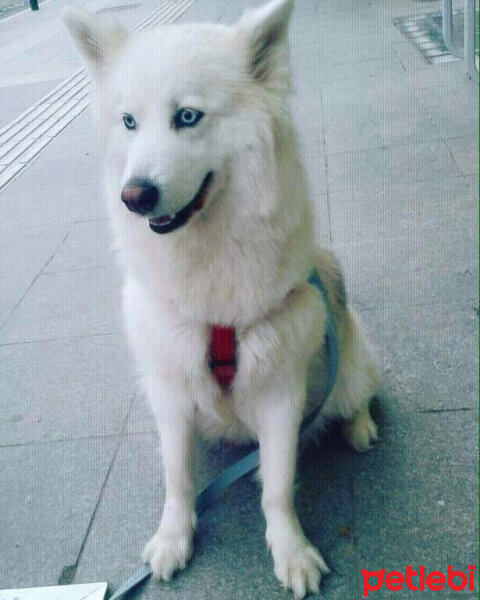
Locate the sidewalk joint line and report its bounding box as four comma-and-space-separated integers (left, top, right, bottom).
0, 226, 77, 331
0, 429, 157, 450
416, 407, 473, 413
58, 391, 137, 585
0, 331, 123, 347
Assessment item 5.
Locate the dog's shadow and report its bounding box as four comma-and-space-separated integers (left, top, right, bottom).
184, 397, 388, 596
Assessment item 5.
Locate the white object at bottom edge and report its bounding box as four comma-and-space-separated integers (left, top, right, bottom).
0, 582, 107, 600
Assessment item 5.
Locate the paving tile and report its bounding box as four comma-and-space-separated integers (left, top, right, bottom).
38, 54, 83, 75
312, 193, 332, 248
100, 0, 175, 30
292, 34, 396, 63
321, 60, 471, 98
445, 135, 478, 176
336, 230, 477, 310
417, 82, 479, 139
4, 151, 102, 194
362, 303, 478, 413
331, 173, 478, 304
296, 125, 329, 215
321, 79, 441, 153
0, 79, 63, 129
330, 178, 478, 314
330, 175, 477, 244
291, 97, 330, 245
291, 15, 388, 47
296, 55, 406, 87
39, 108, 102, 162
327, 141, 462, 193
0, 267, 123, 344
0, 220, 71, 280
178, 0, 238, 22
0, 436, 118, 589
0, 273, 33, 329
45, 220, 115, 273
292, 95, 324, 145
0, 182, 106, 227
0, 333, 136, 445
41, 126, 101, 163
351, 409, 478, 590
125, 391, 156, 435
0, 70, 74, 88
0, 50, 51, 78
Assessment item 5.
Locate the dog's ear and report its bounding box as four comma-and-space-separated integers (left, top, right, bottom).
237, 0, 294, 83
63, 7, 127, 76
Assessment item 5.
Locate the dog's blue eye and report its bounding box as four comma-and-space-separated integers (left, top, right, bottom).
123, 114, 136, 130
174, 108, 204, 129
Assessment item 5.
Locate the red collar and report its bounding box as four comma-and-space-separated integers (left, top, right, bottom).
209, 326, 236, 390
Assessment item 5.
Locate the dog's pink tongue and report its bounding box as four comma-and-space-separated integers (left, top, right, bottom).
150, 215, 172, 225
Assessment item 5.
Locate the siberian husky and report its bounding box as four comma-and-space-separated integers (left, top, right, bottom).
64, 1, 379, 596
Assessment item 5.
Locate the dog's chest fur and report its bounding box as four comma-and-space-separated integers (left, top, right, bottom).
123, 262, 326, 439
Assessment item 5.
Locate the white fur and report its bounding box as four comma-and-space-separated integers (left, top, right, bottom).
64, 1, 379, 596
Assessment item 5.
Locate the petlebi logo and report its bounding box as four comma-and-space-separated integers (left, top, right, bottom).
361, 564, 476, 597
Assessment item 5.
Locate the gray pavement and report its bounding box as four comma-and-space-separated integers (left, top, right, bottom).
0, 0, 478, 598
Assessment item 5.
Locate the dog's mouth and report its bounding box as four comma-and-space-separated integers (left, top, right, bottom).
149, 172, 214, 235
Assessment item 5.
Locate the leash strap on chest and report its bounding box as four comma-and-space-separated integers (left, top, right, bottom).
108, 269, 339, 600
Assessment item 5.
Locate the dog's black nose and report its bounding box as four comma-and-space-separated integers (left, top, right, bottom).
121, 181, 159, 214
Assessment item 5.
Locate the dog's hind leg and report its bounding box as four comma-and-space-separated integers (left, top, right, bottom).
342, 400, 378, 452
319, 307, 380, 452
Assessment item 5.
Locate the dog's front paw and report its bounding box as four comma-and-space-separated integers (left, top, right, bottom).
271, 536, 330, 599
142, 525, 194, 581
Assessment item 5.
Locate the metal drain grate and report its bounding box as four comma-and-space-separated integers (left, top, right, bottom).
393, 10, 467, 64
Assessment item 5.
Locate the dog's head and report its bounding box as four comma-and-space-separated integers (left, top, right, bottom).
64, 0, 294, 234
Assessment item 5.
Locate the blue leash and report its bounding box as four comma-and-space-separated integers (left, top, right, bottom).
108, 270, 339, 600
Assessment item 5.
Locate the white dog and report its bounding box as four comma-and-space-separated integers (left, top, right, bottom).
64, 1, 379, 596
